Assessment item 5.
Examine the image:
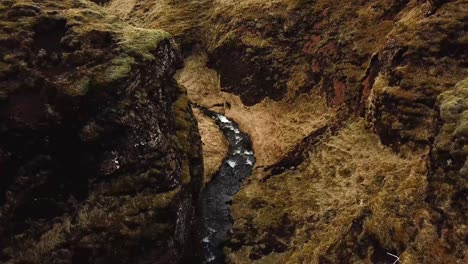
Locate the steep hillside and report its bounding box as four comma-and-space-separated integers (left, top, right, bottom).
106, 0, 467, 263
1, 0, 466, 263
0, 1, 203, 263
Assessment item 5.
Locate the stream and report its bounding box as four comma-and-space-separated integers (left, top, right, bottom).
197, 107, 256, 264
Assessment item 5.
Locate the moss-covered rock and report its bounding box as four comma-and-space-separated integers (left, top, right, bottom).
367, 1, 467, 150
0, 1, 202, 263
422, 78, 468, 264
105, 0, 467, 263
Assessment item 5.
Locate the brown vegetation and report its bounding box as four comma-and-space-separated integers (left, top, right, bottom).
105, 0, 467, 262
193, 108, 229, 184
226, 120, 430, 263
0, 1, 203, 263
5, 0, 461, 262
176, 53, 337, 167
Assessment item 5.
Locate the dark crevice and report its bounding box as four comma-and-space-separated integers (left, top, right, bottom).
33, 18, 68, 54
208, 44, 287, 106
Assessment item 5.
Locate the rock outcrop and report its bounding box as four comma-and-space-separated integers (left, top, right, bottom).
211, 1, 467, 263
0, 1, 203, 263
3, 0, 466, 263
104, 0, 466, 262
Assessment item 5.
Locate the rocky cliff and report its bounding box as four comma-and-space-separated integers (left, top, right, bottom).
0, 1, 203, 263
206, 1, 467, 263
106, 0, 466, 263
1, 0, 466, 263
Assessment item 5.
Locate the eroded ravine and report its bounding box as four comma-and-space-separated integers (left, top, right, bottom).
196, 107, 256, 264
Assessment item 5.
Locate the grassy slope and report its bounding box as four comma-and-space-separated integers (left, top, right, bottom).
193, 107, 229, 184
105, 0, 467, 263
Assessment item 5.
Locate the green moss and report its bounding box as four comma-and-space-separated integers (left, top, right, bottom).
102, 169, 165, 196
454, 111, 468, 137
172, 93, 193, 148
11, 1, 40, 9
181, 159, 191, 185
70, 77, 92, 96
438, 78, 468, 123
119, 28, 172, 61
124, 187, 181, 213
436, 78, 468, 161
107, 56, 136, 81
171, 84, 201, 185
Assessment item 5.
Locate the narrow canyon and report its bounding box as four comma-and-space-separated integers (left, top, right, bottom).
0, 0, 466, 264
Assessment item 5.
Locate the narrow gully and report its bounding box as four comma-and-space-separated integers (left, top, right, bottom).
196, 107, 256, 264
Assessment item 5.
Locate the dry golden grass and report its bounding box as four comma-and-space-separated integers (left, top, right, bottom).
223, 94, 336, 167
106, 0, 211, 38
105, 0, 136, 19
176, 53, 337, 167
193, 108, 229, 184
106, 0, 302, 48
226, 119, 430, 263
103, 1, 467, 262
175, 53, 222, 108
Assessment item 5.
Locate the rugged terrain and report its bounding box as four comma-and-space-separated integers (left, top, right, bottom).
0, 0, 466, 263
0, 1, 203, 263
106, 0, 467, 263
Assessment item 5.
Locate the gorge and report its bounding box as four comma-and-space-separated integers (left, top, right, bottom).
0, 0, 466, 263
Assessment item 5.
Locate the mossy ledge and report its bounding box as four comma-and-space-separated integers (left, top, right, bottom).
0, 1, 203, 263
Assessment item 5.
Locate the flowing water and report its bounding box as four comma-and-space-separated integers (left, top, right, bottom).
197, 107, 256, 264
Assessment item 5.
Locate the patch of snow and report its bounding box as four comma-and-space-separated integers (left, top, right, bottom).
202, 236, 210, 243
246, 159, 254, 166
244, 150, 254, 155
227, 160, 237, 168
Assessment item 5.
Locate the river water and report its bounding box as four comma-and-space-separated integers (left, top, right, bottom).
197, 108, 255, 264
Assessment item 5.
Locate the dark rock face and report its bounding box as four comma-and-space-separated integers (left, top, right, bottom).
205, 1, 395, 108
208, 43, 288, 106
0, 1, 203, 263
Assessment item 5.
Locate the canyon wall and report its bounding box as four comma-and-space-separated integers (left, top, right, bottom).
1, 0, 465, 263
0, 1, 203, 263
107, 0, 467, 263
